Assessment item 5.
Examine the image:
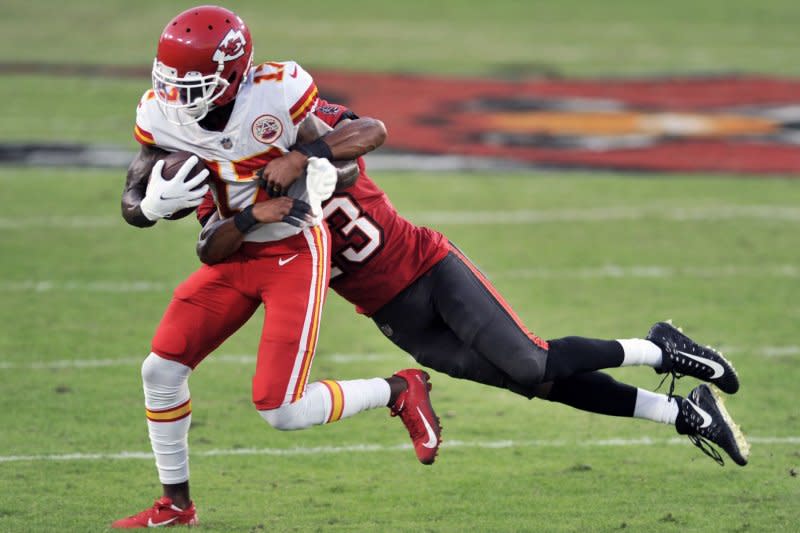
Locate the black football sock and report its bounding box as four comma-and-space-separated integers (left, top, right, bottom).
545, 371, 637, 417
542, 336, 624, 381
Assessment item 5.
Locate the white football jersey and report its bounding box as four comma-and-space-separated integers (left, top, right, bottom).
134, 61, 319, 243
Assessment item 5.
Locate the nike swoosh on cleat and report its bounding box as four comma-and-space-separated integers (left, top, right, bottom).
676, 350, 726, 379
686, 397, 714, 429
416, 406, 439, 448
147, 517, 179, 527
278, 254, 299, 266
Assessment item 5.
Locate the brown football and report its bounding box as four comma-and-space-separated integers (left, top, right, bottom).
159, 151, 209, 220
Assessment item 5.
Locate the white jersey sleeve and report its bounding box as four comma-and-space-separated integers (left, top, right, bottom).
245, 60, 318, 150
281, 61, 319, 131
133, 90, 158, 146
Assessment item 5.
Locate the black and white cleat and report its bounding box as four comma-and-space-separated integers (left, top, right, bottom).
648, 321, 739, 394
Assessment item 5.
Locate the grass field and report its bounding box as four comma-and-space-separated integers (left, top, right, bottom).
1, 170, 798, 531
1, 1, 799, 531
4, 0, 799, 76
4, 0, 800, 146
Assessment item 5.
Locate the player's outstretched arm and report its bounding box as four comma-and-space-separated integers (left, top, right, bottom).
310, 115, 387, 161
121, 145, 168, 227
196, 211, 242, 265
297, 114, 366, 190
261, 114, 386, 196
196, 197, 313, 264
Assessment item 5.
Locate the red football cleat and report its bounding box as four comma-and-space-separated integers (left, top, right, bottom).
390, 369, 442, 465
111, 496, 198, 529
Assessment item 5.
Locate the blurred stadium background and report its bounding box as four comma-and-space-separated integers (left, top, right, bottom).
1, 1, 798, 531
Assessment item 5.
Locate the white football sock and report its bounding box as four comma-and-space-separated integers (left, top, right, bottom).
141, 353, 193, 485
633, 388, 679, 425
617, 338, 663, 368
328, 378, 391, 420
260, 378, 390, 430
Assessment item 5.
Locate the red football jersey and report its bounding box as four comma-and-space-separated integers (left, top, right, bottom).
197, 99, 449, 315
315, 100, 448, 314
324, 164, 449, 315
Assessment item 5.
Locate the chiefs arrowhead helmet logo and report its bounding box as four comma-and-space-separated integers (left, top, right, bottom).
213, 29, 247, 63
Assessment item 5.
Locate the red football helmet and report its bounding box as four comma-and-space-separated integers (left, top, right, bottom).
152, 5, 253, 125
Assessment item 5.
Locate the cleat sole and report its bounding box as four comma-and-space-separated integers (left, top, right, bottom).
708, 385, 750, 466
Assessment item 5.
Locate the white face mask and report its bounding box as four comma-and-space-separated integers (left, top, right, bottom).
151, 59, 230, 126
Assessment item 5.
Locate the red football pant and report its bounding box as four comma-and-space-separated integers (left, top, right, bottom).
151, 225, 330, 409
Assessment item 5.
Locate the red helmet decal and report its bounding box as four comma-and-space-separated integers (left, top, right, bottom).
213, 29, 247, 63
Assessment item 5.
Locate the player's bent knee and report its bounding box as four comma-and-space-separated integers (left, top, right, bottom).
141, 352, 191, 386
531, 381, 554, 399
257, 383, 328, 430
259, 403, 308, 431
507, 346, 548, 388
415, 352, 471, 379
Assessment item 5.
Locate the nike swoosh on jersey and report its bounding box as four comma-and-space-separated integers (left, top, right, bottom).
685, 397, 713, 428
278, 254, 299, 266
416, 406, 439, 448
147, 516, 179, 527
676, 350, 726, 379
290, 65, 299, 78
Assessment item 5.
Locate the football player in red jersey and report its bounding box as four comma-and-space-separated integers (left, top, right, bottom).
197, 98, 751, 471
114, 6, 441, 529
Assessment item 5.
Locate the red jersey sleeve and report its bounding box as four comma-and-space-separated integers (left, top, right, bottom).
196, 190, 216, 225
313, 98, 353, 128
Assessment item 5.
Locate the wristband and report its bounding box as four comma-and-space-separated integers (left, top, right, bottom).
295, 138, 333, 160
233, 205, 258, 233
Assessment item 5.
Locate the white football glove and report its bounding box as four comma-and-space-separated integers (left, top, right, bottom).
305, 157, 337, 221
140, 157, 210, 221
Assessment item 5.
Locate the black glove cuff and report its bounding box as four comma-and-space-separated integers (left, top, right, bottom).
233, 205, 258, 233
295, 138, 333, 160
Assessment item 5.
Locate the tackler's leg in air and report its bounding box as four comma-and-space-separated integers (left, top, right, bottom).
372, 246, 748, 466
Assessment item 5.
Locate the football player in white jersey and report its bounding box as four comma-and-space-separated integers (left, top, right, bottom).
114, 5, 441, 529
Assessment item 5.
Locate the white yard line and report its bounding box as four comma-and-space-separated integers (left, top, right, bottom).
760, 346, 800, 357
0, 280, 170, 292
3, 205, 800, 230
0, 344, 796, 371
1, 436, 797, 463
0, 216, 119, 229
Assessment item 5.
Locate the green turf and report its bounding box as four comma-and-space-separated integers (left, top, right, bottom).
2, 1, 799, 531
3, 0, 799, 76
3, 0, 799, 145
1, 168, 798, 531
